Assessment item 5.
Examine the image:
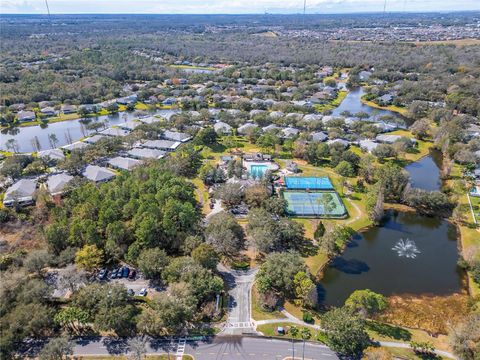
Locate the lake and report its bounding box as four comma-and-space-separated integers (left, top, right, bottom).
405, 151, 443, 191
318, 152, 462, 307
0, 109, 178, 153
318, 210, 462, 307
331, 87, 397, 119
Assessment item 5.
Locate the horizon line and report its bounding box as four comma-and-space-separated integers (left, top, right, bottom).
2, 10, 480, 16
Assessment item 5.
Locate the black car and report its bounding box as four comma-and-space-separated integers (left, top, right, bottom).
97, 268, 108, 281
128, 269, 136, 280
121, 267, 130, 278
127, 288, 135, 296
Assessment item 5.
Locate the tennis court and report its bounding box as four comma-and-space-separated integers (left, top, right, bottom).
284, 176, 334, 190
283, 191, 347, 217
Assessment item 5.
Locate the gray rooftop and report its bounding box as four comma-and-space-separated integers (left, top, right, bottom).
83, 165, 116, 183
47, 173, 74, 195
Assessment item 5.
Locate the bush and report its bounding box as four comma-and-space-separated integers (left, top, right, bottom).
303, 311, 314, 323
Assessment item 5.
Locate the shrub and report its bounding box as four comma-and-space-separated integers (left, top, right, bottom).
303, 311, 314, 323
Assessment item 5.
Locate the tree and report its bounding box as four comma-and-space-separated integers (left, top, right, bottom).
318, 193, 336, 217
373, 144, 397, 162
205, 211, 245, 257
256, 252, 305, 298
48, 133, 59, 149
376, 163, 409, 202
321, 307, 370, 356
75, 245, 103, 271
448, 314, 480, 360
137, 248, 170, 280
290, 325, 299, 360
263, 196, 287, 216
293, 271, 317, 308
359, 154, 376, 184
244, 185, 270, 208
5, 139, 19, 153
365, 186, 384, 225
38, 337, 74, 360
214, 183, 244, 208
410, 118, 431, 140
58, 266, 87, 294
127, 337, 147, 360
54, 306, 90, 333
24, 250, 52, 276
313, 221, 326, 240
192, 243, 220, 270
335, 160, 355, 177
195, 127, 217, 146
301, 327, 312, 360
345, 289, 388, 317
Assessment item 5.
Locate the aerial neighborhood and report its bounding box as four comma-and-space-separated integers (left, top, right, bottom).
0, 11, 480, 360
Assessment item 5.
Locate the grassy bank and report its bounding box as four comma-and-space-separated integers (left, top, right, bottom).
360, 97, 408, 115
314, 90, 348, 112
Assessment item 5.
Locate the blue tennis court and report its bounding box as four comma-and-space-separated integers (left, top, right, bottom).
283, 191, 347, 217
284, 176, 334, 190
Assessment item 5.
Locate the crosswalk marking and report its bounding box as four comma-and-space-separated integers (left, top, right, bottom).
225, 321, 255, 328
175, 337, 186, 360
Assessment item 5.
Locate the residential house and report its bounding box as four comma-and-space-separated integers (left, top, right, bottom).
237, 123, 259, 135
214, 121, 232, 135
100, 127, 130, 137
163, 130, 192, 143
37, 149, 65, 161
46, 173, 74, 196
116, 94, 138, 105
162, 97, 177, 106
376, 134, 416, 144
83, 135, 106, 145
303, 114, 323, 123
269, 111, 284, 119
378, 94, 394, 105
3, 179, 37, 207
40, 107, 56, 116
61, 104, 76, 114
327, 138, 350, 148
17, 110, 36, 122
119, 120, 142, 131
127, 147, 166, 160
359, 139, 379, 153
310, 131, 328, 142
262, 124, 281, 132
139, 116, 161, 125
142, 139, 181, 151
108, 156, 142, 171
359, 71, 372, 81
281, 127, 300, 139
83, 165, 116, 183
62, 141, 89, 152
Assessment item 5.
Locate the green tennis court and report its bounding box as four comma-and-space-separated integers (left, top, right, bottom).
283, 191, 347, 217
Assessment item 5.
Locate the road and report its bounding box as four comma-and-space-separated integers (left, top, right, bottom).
217, 264, 257, 335
65, 336, 339, 359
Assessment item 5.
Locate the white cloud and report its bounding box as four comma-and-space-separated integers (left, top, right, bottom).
1, 0, 478, 14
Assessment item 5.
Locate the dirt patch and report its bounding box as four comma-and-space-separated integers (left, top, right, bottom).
0, 220, 43, 251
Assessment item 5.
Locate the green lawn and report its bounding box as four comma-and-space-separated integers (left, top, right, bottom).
313, 91, 348, 112
256, 322, 323, 341
251, 285, 286, 321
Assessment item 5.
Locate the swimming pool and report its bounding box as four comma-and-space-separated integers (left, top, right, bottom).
250, 165, 268, 179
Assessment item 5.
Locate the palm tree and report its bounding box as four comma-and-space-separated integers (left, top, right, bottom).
300, 328, 311, 360
290, 325, 299, 359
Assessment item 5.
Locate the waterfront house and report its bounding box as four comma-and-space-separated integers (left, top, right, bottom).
37, 149, 65, 161
61, 104, 76, 114
17, 110, 36, 122
40, 107, 56, 116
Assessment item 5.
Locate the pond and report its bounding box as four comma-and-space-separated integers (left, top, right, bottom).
0, 109, 178, 153
331, 87, 398, 119
405, 151, 443, 191
318, 210, 463, 307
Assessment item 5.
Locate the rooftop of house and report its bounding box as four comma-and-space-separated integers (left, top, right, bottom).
47, 173, 74, 195
4, 178, 37, 202
128, 147, 166, 160
82, 165, 116, 183
37, 148, 65, 161
108, 156, 142, 171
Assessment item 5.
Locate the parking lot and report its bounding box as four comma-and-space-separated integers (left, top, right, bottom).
96, 267, 160, 297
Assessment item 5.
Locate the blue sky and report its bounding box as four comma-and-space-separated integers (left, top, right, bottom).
1, 0, 479, 14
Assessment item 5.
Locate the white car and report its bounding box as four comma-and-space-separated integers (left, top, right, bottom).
138, 288, 147, 296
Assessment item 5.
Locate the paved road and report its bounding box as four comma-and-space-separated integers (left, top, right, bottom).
65, 336, 338, 359
217, 265, 257, 335
185, 336, 338, 360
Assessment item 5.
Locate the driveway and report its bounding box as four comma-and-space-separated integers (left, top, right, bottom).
217, 264, 257, 335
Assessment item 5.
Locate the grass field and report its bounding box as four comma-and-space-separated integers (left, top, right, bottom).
256, 321, 321, 340
251, 285, 286, 321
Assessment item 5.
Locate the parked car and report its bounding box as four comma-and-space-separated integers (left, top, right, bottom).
110, 268, 119, 279
121, 266, 130, 278
97, 268, 108, 281
127, 289, 135, 296
138, 288, 147, 296
128, 269, 136, 280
